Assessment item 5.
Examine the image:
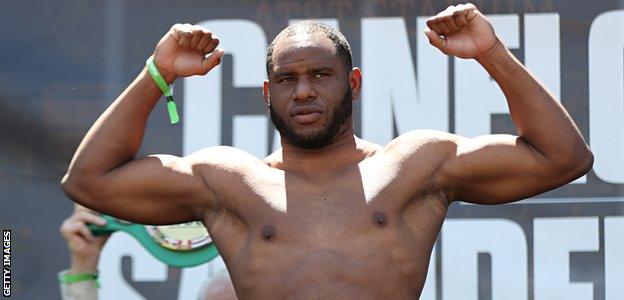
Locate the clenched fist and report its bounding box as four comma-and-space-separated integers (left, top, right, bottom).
152, 23, 225, 84
425, 3, 499, 59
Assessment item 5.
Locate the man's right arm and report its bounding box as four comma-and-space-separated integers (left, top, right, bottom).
61, 24, 225, 224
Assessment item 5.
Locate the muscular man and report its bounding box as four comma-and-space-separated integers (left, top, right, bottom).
62, 4, 593, 299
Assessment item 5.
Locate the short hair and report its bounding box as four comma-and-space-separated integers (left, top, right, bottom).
266, 21, 353, 75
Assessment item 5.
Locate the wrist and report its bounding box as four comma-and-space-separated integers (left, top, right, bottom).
150, 55, 177, 84
140, 67, 164, 90
159, 68, 177, 85
69, 256, 99, 274
58, 270, 100, 288
144, 56, 181, 123
475, 38, 507, 65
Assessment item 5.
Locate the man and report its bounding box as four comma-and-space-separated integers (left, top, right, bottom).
58, 205, 237, 299
62, 4, 593, 298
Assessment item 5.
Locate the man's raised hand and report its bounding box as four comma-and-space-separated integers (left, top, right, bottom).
152, 23, 225, 84
424, 3, 499, 59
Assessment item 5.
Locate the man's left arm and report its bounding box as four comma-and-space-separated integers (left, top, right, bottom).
423, 3, 593, 204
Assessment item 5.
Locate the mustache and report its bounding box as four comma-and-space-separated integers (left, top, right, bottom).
269, 88, 353, 149
290, 105, 323, 116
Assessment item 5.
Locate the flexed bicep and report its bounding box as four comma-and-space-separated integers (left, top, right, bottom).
434, 134, 586, 204
63, 150, 219, 225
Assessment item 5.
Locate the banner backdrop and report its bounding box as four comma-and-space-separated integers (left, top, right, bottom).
1, 0, 622, 299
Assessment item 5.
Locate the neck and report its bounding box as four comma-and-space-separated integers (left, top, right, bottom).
270, 124, 371, 173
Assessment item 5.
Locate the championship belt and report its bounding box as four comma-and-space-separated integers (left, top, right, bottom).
88, 215, 219, 268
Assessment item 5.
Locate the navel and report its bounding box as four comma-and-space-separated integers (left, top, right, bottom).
373, 212, 387, 227
262, 225, 275, 241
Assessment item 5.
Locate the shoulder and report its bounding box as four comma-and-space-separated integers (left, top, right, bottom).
181, 146, 271, 199
184, 146, 267, 175
186, 146, 262, 162
384, 129, 461, 157
374, 130, 460, 204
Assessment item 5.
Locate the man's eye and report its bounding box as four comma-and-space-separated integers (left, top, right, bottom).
279, 77, 294, 83
314, 73, 328, 78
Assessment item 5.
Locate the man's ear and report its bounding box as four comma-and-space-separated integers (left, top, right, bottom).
263, 80, 270, 106
348, 67, 362, 101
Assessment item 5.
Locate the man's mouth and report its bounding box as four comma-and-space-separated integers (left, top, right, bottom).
291, 106, 323, 124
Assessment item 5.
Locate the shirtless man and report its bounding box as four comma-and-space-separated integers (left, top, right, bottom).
61, 4, 593, 299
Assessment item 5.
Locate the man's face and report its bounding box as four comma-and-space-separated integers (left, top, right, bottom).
266, 33, 353, 149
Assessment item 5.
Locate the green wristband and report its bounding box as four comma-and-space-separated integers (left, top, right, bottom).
58, 272, 100, 288
146, 56, 179, 124
167, 98, 180, 124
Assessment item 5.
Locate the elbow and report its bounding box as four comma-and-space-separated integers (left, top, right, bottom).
60, 172, 76, 197
557, 145, 594, 180
60, 172, 95, 207
578, 148, 594, 176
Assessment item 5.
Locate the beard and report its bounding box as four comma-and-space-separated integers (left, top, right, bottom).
270, 87, 353, 149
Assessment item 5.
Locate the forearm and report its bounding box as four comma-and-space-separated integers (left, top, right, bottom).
476, 41, 592, 166
63, 68, 163, 188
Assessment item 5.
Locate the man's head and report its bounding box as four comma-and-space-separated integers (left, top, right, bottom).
263, 21, 362, 149
266, 21, 353, 75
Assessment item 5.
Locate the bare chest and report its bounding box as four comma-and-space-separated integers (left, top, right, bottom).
203, 161, 448, 297
224, 165, 405, 231
205, 160, 447, 253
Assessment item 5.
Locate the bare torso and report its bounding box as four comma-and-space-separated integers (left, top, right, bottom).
200, 137, 449, 299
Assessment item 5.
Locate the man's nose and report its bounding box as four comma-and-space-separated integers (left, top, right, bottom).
292, 78, 317, 102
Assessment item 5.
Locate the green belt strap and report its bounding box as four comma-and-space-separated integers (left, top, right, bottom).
87, 215, 220, 268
